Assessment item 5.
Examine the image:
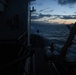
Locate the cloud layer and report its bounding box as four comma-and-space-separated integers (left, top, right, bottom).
31, 13, 76, 20
39, 8, 50, 12
58, 0, 76, 5
61, 15, 76, 19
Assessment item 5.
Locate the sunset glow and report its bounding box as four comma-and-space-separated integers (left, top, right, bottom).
31, 0, 76, 25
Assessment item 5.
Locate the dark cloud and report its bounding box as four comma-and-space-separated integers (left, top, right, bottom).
38, 3, 43, 6
31, 13, 76, 20
50, 15, 76, 19
48, 15, 60, 20
39, 9, 47, 12
69, 6, 74, 8
58, 0, 76, 5
31, 14, 58, 20
39, 13, 52, 18
44, 10, 54, 13
39, 8, 50, 12
74, 12, 76, 14
54, 15, 62, 18
31, 1, 43, 6
60, 15, 76, 19
31, 13, 52, 19
47, 10, 54, 12
31, 16, 39, 20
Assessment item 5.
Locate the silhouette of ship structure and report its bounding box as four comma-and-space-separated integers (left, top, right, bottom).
0, 0, 76, 75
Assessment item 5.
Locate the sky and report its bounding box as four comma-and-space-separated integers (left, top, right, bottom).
30, 0, 76, 25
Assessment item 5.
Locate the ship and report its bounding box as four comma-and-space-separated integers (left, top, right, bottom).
0, 0, 35, 75
0, 0, 76, 75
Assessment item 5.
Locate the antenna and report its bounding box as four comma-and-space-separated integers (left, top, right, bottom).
30, 7, 36, 12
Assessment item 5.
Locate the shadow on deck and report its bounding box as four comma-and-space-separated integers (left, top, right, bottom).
0, 41, 23, 75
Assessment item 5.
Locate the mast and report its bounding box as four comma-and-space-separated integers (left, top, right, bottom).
27, 1, 30, 46
27, 0, 36, 46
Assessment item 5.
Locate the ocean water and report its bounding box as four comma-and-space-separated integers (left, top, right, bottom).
31, 24, 76, 62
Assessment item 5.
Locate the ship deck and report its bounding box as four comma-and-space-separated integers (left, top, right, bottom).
34, 47, 76, 75
0, 41, 76, 75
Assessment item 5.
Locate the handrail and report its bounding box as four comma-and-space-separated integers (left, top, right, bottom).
17, 31, 30, 56
60, 22, 76, 59
17, 39, 31, 56
0, 50, 33, 70
17, 31, 32, 75
18, 31, 27, 40
21, 62, 28, 75
17, 41, 27, 56
51, 62, 61, 75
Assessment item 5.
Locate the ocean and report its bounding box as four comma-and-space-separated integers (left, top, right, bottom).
31, 24, 76, 62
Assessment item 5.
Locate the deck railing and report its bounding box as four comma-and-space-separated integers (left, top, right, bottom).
0, 32, 34, 75
0, 31, 74, 75
17, 31, 34, 75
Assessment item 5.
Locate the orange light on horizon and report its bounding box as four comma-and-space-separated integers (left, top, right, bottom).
48, 19, 76, 25
32, 17, 76, 25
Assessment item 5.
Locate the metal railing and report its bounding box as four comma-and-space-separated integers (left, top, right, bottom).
0, 31, 34, 75
17, 31, 34, 75
0, 31, 73, 75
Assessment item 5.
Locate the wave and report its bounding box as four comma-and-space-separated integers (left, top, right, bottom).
32, 24, 76, 62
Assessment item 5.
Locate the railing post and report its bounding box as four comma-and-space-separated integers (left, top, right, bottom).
27, 2, 31, 47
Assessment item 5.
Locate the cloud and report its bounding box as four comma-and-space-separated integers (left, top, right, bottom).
31, 14, 57, 20
31, 16, 39, 20
38, 13, 52, 18
50, 15, 76, 19
74, 12, 76, 14
31, 13, 76, 20
39, 8, 50, 12
49, 10, 54, 12
31, 1, 43, 6
69, 6, 74, 8
31, 13, 52, 20
45, 10, 54, 13
39, 9, 47, 12
60, 15, 76, 19
58, 0, 76, 5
